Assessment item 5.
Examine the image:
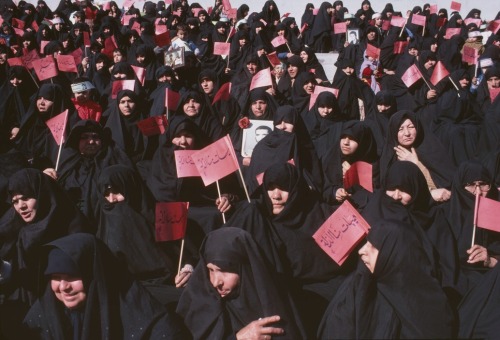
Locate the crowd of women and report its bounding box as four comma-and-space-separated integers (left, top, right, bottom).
0, 0, 499, 338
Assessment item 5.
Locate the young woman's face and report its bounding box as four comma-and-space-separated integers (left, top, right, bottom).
104, 187, 125, 203
118, 96, 136, 116
267, 185, 290, 215
200, 78, 214, 94
358, 241, 378, 273
172, 130, 195, 149
318, 105, 333, 117
78, 132, 102, 157
183, 98, 201, 117
299, 51, 308, 63
36, 96, 54, 113
12, 194, 37, 223
207, 263, 240, 298
51, 274, 87, 310
340, 136, 359, 155
288, 65, 299, 78
303, 80, 315, 94
397, 119, 416, 147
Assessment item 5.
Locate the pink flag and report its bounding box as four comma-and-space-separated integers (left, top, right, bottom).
390, 16, 406, 27
31, 20, 39, 32
227, 8, 237, 19
155, 202, 189, 242
309, 86, 339, 110
137, 116, 168, 136
13, 27, 24, 37
464, 18, 482, 27
111, 80, 135, 99
83, 31, 91, 47
381, 20, 391, 31
21, 48, 39, 69
266, 52, 281, 67
271, 35, 287, 48
212, 82, 231, 105
476, 196, 500, 233
8, 57, 24, 67
123, 0, 134, 8
213, 42, 230, 55
490, 88, 500, 103
155, 31, 171, 47
165, 88, 181, 110
488, 20, 500, 34
462, 46, 479, 64
281, 12, 291, 19
70, 48, 83, 65
122, 14, 133, 25
444, 27, 461, 39
333, 22, 347, 34
102, 1, 111, 10
366, 44, 380, 59
12, 18, 25, 29
450, 1, 461, 11
343, 161, 373, 192
32, 56, 58, 81
429, 4, 438, 14
401, 64, 422, 88
45, 110, 68, 145
411, 13, 426, 26
430, 61, 450, 86
131, 65, 145, 85
174, 150, 200, 177
40, 40, 50, 54
249, 68, 273, 91
155, 24, 168, 35
313, 200, 371, 265
56, 54, 77, 73
103, 36, 117, 58
394, 41, 409, 54
191, 135, 239, 186
221, 0, 231, 11
131, 21, 141, 34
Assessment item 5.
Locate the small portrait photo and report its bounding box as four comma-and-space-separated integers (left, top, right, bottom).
241, 120, 274, 157
347, 28, 360, 45
164, 47, 185, 69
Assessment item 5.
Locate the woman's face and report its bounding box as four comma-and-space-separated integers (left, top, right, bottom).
340, 136, 359, 155
487, 76, 500, 89
288, 64, 299, 78
318, 105, 333, 118
459, 77, 470, 88
424, 58, 436, 70
362, 3, 370, 11
385, 188, 413, 205
397, 118, 416, 147
36, 96, 54, 113
367, 31, 376, 41
12, 194, 37, 223
207, 263, 240, 298
251, 99, 268, 117
299, 51, 308, 63
78, 132, 102, 157
51, 274, 87, 310
113, 51, 123, 63
118, 96, 136, 116
303, 80, 315, 94
183, 98, 201, 117
267, 185, 290, 215
172, 130, 195, 149
200, 78, 214, 94
10, 76, 22, 87
358, 240, 378, 273
377, 104, 391, 113
104, 187, 125, 203
275, 121, 294, 132
464, 180, 490, 198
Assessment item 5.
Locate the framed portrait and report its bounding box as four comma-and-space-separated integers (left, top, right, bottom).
241, 120, 274, 157
164, 47, 185, 69
347, 28, 360, 45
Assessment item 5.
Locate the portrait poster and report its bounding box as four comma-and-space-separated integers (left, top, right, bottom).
241, 120, 274, 157
164, 47, 185, 69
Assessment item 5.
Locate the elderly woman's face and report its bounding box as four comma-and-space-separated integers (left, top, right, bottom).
207, 263, 240, 298
12, 194, 37, 223
251, 99, 267, 117
51, 274, 87, 310
397, 119, 416, 147
358, 241, 378, 273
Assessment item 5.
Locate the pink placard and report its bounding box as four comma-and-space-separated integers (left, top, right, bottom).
464, 18, 482, 27
155, 202, 189, 242
70, 48, 83, 65
137, 116, 168, 136
343, 161, 373, 192
444, 27, 461, 39
411, 13, 426, 26
249, 67, 273, 91
56, 54, 77, 73
174, 150, 200, 177
111, 80, 135, 99
393, 41, 408, 54
40, 40, 50, 54
309, 86, 339, 110
429, 4, 438, 14
366, 44, 380, 59
381, 20, 391, 31
21, 48, 40, 69
213, 42, 230, 55
476, 195, 500, 232
155, 24, 168, 35
271, 35, 287, 48
7, 57, 24, 67
333, 22, 347, 34
450, 1, 461, 11
227, 8, 237, 19
390, 16, 406, 28
462, 46, 478, 64
32, 56, 58, 81
312, 8, 319, 15
401, 64, 422, 88
221, 0, 231, 11
122, 14, 133, 25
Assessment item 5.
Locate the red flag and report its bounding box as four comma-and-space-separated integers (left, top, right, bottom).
213, 42, 230, 55
444, 28, 461, 39
227, 26, 236, 39
300, 23, 308, 33
221, 0, 231, 11
155, 24, 168, 35
366, 44, 380, 59
490, 88, 500, 103
411, 13, 426, 26
191, 135, 239, 186
249, 68, 273, 91
45, 110, 68, 145
271, 35, 287, 48
131, 65, 145, 85
464, 18, 482, 27
401, 64, 422, 88
266, 52, 281, 67
437, 17, 447, 27
381, 20, 391, 31
21, 48, 39, 69
56, 54, 77, 73
103, 36, 117, 58
476, 195, 500, 233
70, 48, 83, 65
122, 14, 133, 25
281, 12, 291, 19
11, 18, 25, 29
393, 41, 409, 54
390, 16, 406, 27
131, 21, 141, 34
174, 150, 200, 177
207, 6, 213, 15
430, 61, 450, 86
165, 88, 181, 110
31, 20, 39, 32
111, 80, 135, 99
429, 4, 438, 14
450, 1, 461, 11
32, 56, 58, 81
212, 82, 231, 105
462, 46, 479, 64
333, 22, 347, 34
487, 20, 500, 34
343, 161, 373, 192
313, 200, 371, 265
155, 202, 189, 241
137, 116, 168, 136
155, 31, 171, 47
83, 31, 91, 47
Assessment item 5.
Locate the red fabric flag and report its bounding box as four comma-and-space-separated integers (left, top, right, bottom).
174, 150, 200, 177
464, 18, 482, 27
70, 48, 83, 65
393, 41, 409, 54
83, 31, 91, 47
12, 18, 25, 29
490, 88, 500, 103
155, 202, 189, 241
122, 14, 133, 25
430, 61, 450, 86
111, 80, 135, 99
56, 54, 77, 73
437, 17, 447, 27
333, 22, 347, 34
155, 31, 171, 47
102, 37, 116, 58
343, 161, 373, 192
7, 57, 24, 67
444, 28, 461, 39
271, 35, 287, 48
381, 20, 391, 31
488, 20, 500, 34
207, 6, 213, 15
191, 135, 239, 186
462, 46, 479, 64
165, 88, 181, 110
313, 200, 371, 265
45, 110, 68, 145
450, 1, 461, 11
249, 68, 273, 91
266, 52, 281, 67
401, 64, 422, 88
131, 65, 145, 85
429, 4, 438, 14
366, 44, 380, 59
21, 48, 39, 69
309, 86, 339, 110
212, 82, 231, 105
390, 16, 406, 28
137, 116, 168, 136
32, 56, 58, 81
476, 195, 500, 233
411, 13, 426, 26
213, 42, 231, 55
281, 12, 290, 19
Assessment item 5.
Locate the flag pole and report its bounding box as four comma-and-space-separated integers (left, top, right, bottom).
237, 167, 251, 202
54, 111, 69, 172
165, 89, 169, 120
285, 42, 292, 53
215, 180, 226, 223
448, 76, 461, 97
399, 17, 408, 37
471, 191, 480, 247
177, 238, 185, 276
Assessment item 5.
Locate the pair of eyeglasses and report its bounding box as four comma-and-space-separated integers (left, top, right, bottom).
464, 182, 491, 192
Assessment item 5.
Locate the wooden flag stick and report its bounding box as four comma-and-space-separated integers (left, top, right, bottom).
285, 42, 292, 53
165, 90, 169, 120
177, 238, 185, 275
399, 17, 409, 37
54, 111, 69, 172
448, 76, 461, 97
421, 75, 432, 90
216, 180, 226, 224
237, 166, 251, 203
471, 191, 480, 247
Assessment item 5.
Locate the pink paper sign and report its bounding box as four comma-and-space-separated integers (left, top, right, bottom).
45, 110, 68, 145
174, 150, 200, 178
56, 54, 77, 73
155, 202, 189, 241
32, 56, 58, 81
249, 68, 273, 91
401, 64, 422, 88
111, 80, 135, 99
213, 42, 230, 55
343, 161, 373, 192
